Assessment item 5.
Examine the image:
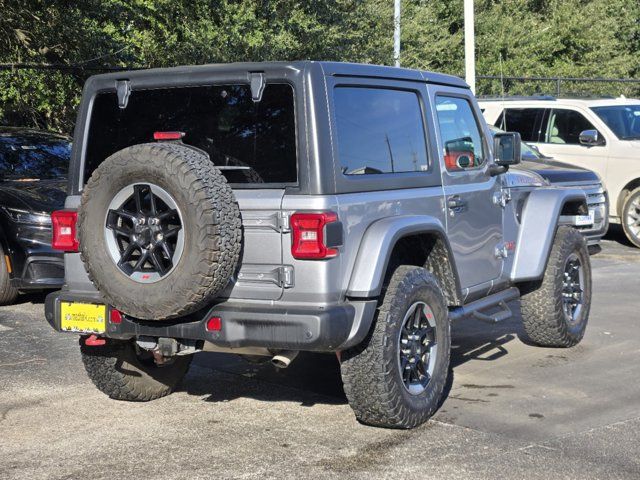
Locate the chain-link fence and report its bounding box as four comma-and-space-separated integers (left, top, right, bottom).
477, 75, 640, 98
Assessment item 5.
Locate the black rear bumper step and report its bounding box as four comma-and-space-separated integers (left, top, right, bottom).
45, 291, 377, 352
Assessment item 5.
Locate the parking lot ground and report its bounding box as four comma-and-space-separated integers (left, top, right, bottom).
1, 227, 639, 479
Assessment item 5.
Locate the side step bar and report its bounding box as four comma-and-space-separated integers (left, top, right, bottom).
449, 287, 520, 323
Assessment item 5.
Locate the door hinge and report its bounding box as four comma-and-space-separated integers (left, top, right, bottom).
277, 211, 291, 233
492, 190, 511, 208
278, 265, 294, 288
249, 72, 265, 102
116, 80, 131, 109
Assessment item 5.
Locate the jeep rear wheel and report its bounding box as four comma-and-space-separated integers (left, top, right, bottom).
78, 143, 241, 320
520, 226, 591, 347
340, 266, 451, 429
80, 338, 192, 401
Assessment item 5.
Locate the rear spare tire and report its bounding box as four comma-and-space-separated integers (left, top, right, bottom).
78, 143, 241, 320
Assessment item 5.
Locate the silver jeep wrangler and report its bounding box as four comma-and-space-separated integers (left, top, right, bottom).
45, 61, 592, 429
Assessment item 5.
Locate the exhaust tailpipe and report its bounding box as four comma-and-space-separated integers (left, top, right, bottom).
271, 350, 299, 369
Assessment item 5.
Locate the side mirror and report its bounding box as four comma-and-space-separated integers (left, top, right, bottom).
579, 129, 605, 146
493, 132, 521, 167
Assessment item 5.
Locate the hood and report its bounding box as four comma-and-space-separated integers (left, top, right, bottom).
504, 168, 547, 188
515, 158, 600, 184
0, 179, 67, 213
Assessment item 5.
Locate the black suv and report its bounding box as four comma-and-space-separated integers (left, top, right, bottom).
0, 127, 69, 303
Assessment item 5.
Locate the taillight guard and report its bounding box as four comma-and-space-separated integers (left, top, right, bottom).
290, 212, 340, 260
51, 210, 79, 252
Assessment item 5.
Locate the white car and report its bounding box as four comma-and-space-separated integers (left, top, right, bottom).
480, 97, 640, 246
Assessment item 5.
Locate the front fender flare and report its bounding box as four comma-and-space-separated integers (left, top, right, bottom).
511, 188, 586, 282
346, 215, 456, 298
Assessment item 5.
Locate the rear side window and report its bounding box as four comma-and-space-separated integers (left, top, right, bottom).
500, 108, 546, 142
333, 87, 429, 175
85, 84, 297, 185
435, 96, 486, 172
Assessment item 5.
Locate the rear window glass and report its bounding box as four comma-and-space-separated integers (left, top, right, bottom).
85, 83, 297, 185
333, 87, 429, 175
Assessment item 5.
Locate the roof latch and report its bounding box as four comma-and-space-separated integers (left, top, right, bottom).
249, 72, 265, 102
116, 79, 131, 109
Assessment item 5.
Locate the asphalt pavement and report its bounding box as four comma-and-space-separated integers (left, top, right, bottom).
1, 226, 639, 479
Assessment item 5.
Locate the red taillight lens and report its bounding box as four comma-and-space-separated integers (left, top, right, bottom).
290, 212, 339, 259
109, 309, 122, 324
153, 131, 185, 141
206, 316, 222, 332
51, 210, 79, 252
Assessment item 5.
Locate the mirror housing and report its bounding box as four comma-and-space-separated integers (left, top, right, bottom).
579, 129, 605, 146
493, 132, 521, 168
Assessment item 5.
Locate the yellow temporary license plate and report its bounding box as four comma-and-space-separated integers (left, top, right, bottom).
60, 302, 107, 334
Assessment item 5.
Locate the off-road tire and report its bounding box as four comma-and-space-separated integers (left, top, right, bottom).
340, 266, 451, 429
78, 143, 241, 320
80, 338, 192, 401
520, 226, 591, 347
621, 187, 640, 248
0, 245, 18, 305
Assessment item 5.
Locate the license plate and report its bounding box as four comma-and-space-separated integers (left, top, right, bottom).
60, 302, 106, 334
575, 209, 595, 226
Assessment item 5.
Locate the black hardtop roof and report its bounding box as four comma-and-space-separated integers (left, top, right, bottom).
85, 60, 469, 89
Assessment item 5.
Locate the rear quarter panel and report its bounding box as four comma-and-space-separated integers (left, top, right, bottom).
280, 186, 446, 304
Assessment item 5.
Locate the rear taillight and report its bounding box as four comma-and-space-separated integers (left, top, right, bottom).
51, 210, 79, 252
109, 309, 123, 324
206, 316, 222, 332
290, 212, 339, 259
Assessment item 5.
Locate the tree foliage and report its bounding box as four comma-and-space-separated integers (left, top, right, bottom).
1, 0, 639, 133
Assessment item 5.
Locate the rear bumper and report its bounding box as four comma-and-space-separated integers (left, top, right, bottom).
44, 290, 377, 352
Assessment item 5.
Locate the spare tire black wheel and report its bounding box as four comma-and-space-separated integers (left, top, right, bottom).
78, 143, 241, 320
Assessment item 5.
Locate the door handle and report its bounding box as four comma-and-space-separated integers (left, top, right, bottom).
447, 195, 467, 213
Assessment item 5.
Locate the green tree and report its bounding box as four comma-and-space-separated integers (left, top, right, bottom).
0, 0, 638, 133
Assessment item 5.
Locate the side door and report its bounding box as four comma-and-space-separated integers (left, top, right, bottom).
429, 88, 504, 294
530, 107, 609, 181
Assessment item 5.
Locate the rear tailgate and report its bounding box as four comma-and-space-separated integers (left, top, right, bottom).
220, 189, 289, 300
